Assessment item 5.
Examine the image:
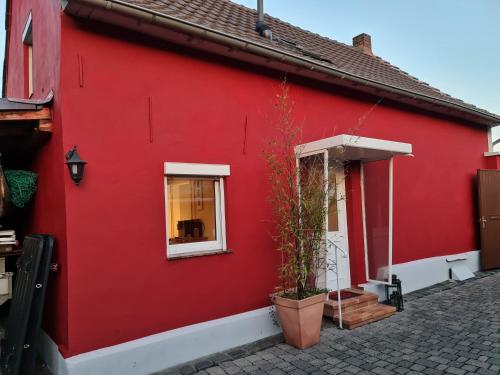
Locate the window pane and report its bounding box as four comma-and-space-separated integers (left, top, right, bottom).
328, 168, 339, 232
167, 178, 217, 245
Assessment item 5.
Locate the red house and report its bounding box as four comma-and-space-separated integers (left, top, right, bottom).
2, 0, 500, 374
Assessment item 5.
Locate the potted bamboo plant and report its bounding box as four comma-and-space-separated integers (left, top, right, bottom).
265, 82, 331, 349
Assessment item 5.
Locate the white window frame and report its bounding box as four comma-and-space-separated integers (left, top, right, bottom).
164, 162, 229, 258
22, 12, 33, 98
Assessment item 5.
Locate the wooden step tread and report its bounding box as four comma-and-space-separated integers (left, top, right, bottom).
323, 289, 379, 317
333, 304, 396, 329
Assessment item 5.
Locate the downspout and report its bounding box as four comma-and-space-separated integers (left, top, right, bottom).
257, 0, 264, 24
62, 0, 500, 126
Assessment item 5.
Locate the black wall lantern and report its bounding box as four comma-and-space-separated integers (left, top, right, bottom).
65, 146, 87, 185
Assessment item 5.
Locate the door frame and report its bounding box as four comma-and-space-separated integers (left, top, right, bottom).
326, 161, 350, 291
477, 169, 500, 270
296, 149, 350, 290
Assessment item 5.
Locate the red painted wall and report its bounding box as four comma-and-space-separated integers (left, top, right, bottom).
5, 0, 69, 353
56, 16, 489, 356
5, 0, 60, 100
484, 155, 500, 170
345, 163, 366, 287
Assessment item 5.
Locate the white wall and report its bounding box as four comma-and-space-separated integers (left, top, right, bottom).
361, 250, 480, 299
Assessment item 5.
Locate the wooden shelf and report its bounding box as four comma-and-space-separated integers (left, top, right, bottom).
0, 249, 22, 258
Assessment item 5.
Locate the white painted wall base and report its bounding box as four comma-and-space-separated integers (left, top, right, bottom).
40, 250, 480, 374
39, 331, 69, 375
360, 250, 480, 300
40, 306, 281, 375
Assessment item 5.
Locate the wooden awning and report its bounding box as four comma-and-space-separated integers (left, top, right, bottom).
0, 93, 53, 159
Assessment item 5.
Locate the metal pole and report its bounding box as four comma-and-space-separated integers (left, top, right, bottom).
388, 157, 394, 282
257, 0, 264, 23
335, 243, 343, 329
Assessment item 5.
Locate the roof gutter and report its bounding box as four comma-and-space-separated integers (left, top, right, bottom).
62, 0, 500, 127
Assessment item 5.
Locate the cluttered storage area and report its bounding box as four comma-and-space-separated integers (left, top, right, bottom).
0, 95, 55, 375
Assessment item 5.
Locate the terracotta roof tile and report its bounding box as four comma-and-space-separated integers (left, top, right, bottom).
118, 0, 496, 119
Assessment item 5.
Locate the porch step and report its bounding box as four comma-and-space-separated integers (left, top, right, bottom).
323, 288, 396, 329
333, 304, 396, 330
323, 288, 378, 317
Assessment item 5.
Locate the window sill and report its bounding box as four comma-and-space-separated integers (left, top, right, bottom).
485, 151, 500, 157
167, 249, 232, 261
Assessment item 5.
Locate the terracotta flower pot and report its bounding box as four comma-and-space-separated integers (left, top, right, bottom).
273, 292, 326, 349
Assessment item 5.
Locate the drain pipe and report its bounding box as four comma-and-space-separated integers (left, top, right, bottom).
255, 0, 272, 39
257, 0, 264, 24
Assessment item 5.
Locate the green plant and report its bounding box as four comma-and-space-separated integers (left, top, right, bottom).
264, 82, 332, 300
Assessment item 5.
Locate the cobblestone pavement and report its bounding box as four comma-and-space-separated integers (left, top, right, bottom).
163, 270, 500, 375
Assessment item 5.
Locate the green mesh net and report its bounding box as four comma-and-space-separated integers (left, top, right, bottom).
4, 170, 38, 208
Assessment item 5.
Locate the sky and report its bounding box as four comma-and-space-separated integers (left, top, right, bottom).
0, 1, 499, 140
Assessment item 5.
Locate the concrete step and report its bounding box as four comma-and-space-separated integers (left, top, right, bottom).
333, 303, 396, 330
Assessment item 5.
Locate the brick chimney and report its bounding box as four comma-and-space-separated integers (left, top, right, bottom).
353, 33, 373, 55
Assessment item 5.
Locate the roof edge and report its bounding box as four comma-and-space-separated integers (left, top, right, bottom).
62, 0, 500, 127
0, 91, 54, 111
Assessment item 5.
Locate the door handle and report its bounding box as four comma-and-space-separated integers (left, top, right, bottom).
480, 216, 487, 229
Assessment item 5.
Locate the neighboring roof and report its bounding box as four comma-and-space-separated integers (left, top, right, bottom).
0, 91, 53, 112
62, 0, 500, 126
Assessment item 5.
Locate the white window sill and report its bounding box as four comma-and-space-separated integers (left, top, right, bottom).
484, 151, 500, 157
167, 249, 232, 260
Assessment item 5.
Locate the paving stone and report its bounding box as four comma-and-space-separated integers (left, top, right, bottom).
179, 365, 197, 375
460, 364, 477, 372
372, 367, 395, 375
465, 359, 490, 369
445, 367, 466, 375
195, 361, 215, 371
268, 370, 287, 375
487, 357, 500, 366
410, 364, 426, 372
490, 365, 500, 373
224, 367, 243, 375
415, 359, 440, 368
393, 368, 410, 375
206, 367, 225, 375
422, 368, 442, 375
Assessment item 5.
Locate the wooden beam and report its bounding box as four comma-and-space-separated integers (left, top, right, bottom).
38, 119, 53, 133
0, 107, 51, 121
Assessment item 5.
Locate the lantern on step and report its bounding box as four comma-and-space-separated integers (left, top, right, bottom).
65, 146, 87, 186
384, 274, 404, 312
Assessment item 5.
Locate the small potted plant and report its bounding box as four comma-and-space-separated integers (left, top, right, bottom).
265, 82, 330, 349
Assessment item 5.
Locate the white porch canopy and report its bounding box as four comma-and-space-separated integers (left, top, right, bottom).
295, 134, 413, 327
296, 134, 412, 161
